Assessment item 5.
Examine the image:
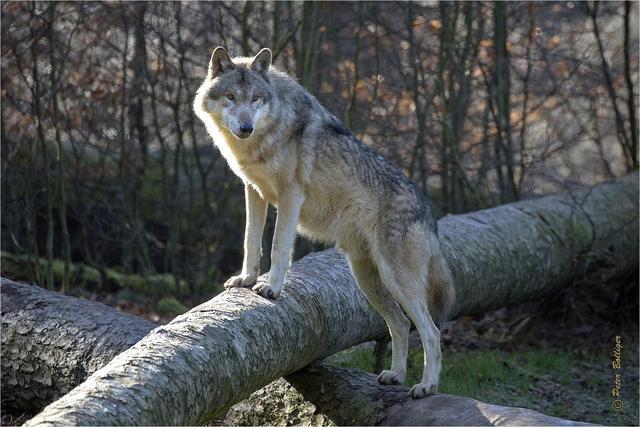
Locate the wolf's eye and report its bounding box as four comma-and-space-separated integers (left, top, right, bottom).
252, 95, 260, 102
226, 93, 235, 100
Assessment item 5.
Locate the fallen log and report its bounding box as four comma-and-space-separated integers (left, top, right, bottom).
1, 278, 592, 425
226, 363, 592, 426
0, 278, 154, 414
23, 173, 638, 425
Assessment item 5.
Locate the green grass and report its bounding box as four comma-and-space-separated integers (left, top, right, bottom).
327, 345, 639, 426
156, 296, 189, 316
440, 350, 572, 397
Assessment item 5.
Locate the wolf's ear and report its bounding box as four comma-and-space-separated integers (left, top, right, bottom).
250, 48, 272, 73
208, 47, 234, 79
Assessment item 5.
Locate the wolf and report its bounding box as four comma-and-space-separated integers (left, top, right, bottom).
194, 47, 455, 397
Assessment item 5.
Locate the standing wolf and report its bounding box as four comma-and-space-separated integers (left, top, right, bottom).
194, 47, 455, 397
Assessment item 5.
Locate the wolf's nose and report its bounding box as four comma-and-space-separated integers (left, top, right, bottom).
239, 125, 254, 134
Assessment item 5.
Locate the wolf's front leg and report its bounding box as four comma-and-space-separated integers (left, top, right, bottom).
253, 187, 304, 299
225, 184, 268, 289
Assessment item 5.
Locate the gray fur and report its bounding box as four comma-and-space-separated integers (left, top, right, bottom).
194, 47, 455, 397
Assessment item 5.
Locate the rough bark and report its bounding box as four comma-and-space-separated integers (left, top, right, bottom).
0, 278, 155, 414
443, 172, 637, 316
225, 363, 592, 426
2, 279, 592, 426
22, 173, 638, 425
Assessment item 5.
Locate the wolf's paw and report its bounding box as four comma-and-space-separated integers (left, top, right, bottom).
252, 282, 281, 300
409, 382, 437, 399
224, 274, 257, 289
377, 370, 404, 385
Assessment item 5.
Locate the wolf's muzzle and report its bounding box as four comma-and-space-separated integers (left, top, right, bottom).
237, 125, 254, 139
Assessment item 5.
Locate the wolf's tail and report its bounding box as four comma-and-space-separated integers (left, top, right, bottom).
427, 250, 456, 328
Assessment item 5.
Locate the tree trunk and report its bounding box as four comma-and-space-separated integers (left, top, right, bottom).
21, 173, 639, 425
225, 363, 592, 426
1, 278, 155, 414
1, 279, 592, 426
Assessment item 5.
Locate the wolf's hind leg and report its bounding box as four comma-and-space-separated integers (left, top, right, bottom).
374, 248, 442, 398
348, 253, 410, 385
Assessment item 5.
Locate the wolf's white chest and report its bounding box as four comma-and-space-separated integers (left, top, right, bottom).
214, 142, 278, 205
240, 163, 279, 205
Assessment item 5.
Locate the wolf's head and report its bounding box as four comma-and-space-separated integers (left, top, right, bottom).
194, 47, 274, 140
